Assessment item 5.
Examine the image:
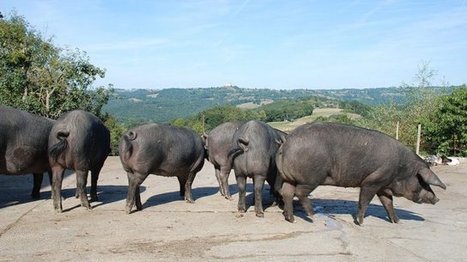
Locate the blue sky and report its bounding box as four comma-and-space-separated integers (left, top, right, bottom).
2, 1, 467, 90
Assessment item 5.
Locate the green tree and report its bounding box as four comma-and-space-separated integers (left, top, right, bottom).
171, 105, 262, 134
104, 115, 126, 155
422, 86, 467, 156
0, 12, 112, 119
355, 62, 445, 151
356, 102, 405, 140
316, 114, 355, 125
339, 100, 371, 117
255, 99, 315, 122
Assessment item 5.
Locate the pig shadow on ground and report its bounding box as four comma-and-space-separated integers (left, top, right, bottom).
0, 171, 135, 211
211, 182, 278, 212
242, 183, 279, 211
0, 178, 42, 209
0, 169, 72, 209
91, 185, 145, 209
143, 186, 220, 208
36, 185, 143, 212
142, 182, 277, 210
291, 198, 424, 224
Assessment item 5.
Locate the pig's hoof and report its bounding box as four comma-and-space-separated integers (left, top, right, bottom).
55, 208, 63, 214
283, 211, 295, 223
238, 208, 246, 213
225, 195, 233, 201
185, 199, 195, 204
390, 216, 400, 223
271, 200, 283, 207
90, 195, 98, 202
81, 202, 92, 210
125, 206, 132, 214
31, 192, 41, 199
354, 217, 364, 226
256, 212, 264, 218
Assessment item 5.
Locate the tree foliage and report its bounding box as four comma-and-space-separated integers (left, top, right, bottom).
356, 102, 407, 141
170, 96, 337, 134
104, 115, 126, 155
0, 12, 112, 119
253, 99, 315, 122
104, 85, 454, 124
422, 86, 467, 156
315, 114, 355, 125
339, 100, 371, 117
171, 105, 264, 133
353, 62, 463, 154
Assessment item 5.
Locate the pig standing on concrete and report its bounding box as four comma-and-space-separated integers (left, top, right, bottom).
204, 121, 244, 199
276, 122, 447, 224
48, 110, 110, 212
230, 120, 287, 217
0, 106, 54, 198
119, 123, 205, 214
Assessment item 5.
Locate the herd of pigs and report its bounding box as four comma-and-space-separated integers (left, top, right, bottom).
1, 105, 446, 225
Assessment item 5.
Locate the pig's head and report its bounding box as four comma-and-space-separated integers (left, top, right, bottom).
391, 167, 446, 204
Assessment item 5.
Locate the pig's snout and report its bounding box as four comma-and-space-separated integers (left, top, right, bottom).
421, 194, 439, 205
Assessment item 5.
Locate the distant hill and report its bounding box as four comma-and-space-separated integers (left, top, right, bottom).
103, 85, 454, 124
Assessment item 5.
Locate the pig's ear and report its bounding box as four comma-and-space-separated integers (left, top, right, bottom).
275, 132, 287, 145
201, 133, 208, 146
419, 168, 447, 190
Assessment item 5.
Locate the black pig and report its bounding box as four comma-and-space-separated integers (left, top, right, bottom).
119, 123, 205, 214
204, 121, 244, 199
276, 122, 446, 224
0, 106, 54, 198
230, 120, 286, 217
49, 110, 110, 212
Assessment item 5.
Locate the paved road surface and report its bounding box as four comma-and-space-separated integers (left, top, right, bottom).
0, 157, 466, 261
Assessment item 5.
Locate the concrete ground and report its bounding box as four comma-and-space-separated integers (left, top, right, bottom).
0, 156, 466, 261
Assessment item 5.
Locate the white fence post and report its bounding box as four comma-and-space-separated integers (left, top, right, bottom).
416, 124, 421, 155
396, 121, 399, 140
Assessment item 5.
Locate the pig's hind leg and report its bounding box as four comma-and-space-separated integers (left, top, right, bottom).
90, 166, 103, 202
295, 184, 314, 217
76, 170, 91, 210
125, 172, 145, 214
281, 181, 296, 222
236, 175, 247, 213
219, 166, 232, 200
183, 171, 197, 203
31, 173, 44, 199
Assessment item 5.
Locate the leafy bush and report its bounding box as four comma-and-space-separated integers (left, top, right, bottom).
254, 99, 315, 122
315, 114, 355, 125
171, 105, 264, 133
422, 86, 467, 156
